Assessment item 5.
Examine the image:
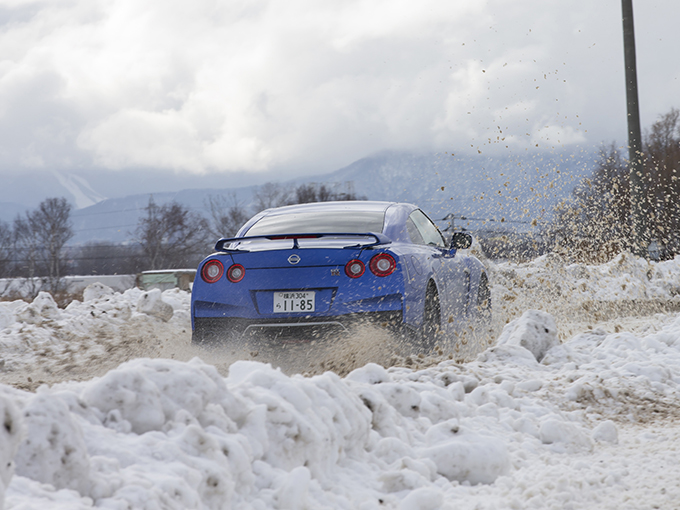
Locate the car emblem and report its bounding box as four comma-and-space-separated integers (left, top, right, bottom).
288, 254, 301, 265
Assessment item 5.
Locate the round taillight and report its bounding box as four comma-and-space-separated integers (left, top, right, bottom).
370, 253, 396, 277
202, 260, 224, 283
227, 263, 245, 283
345, 259, 365, 278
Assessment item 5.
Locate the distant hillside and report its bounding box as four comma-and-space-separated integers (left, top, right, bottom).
0, 170, 107, 216
323, 150, 593, 226
68, 148, 595, 245
0, 167, 269, 224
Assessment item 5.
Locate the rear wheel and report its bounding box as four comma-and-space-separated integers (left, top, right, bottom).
192, 319, 238, 347
421, 282, 441, 349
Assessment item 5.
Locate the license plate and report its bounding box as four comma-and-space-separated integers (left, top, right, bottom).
273, 291, 315, 313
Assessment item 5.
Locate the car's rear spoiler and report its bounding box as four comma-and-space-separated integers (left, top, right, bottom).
214, 232, 391, 252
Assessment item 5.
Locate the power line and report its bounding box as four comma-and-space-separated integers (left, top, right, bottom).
10, 255, 142, 263
439, 213, 537, 224
74, 224, 138, 233
72, 207, 145, 216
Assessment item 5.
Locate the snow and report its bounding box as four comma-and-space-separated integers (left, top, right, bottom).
0, 254, 680, 508
0, 275, 136, 299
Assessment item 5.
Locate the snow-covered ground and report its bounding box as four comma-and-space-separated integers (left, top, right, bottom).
1, 253, 680, 509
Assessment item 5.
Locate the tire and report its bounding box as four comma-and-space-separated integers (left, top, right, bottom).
476, 272, 492, 320
192, 318, 237, 347
421, 282, 441, 348
191, 323, 216, 346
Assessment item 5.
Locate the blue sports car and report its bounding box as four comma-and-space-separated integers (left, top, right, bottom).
191, 201, 490, 346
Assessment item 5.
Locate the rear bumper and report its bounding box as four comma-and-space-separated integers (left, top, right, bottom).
192, 310, 404, 345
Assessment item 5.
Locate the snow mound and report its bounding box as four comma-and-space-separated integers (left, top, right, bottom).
81, 358, 241, 435
497, 309, 559, 361
0, 306, 13, 331
0, 393, 22, 507
136, 289, 174, 321
0, 253, 680, 507
0, 287, 189, 378
2, 319, 680, 507
592, 420, 618, 444
539, 418, 593, 453
15, 293, 61, 325
5, 331, 671, 508
82, 282, 115, 302
479, 309, 559, 363
14, 394, 90, 494
419, 425, 509, 484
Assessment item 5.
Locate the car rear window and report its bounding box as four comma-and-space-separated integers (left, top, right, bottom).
245, 210, 386, 236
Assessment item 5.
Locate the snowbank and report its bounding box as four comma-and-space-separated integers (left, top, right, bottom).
0, 287, 190, 388
0, 275, 136, 299
491, 252, 680, 340
0, 254, 680, 508
0, 306, 677, 507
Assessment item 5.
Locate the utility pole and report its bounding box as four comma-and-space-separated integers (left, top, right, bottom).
621, 0, 647, 256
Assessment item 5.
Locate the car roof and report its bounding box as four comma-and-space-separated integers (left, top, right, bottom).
257, 200, 400, 217
236, 200, 420, 242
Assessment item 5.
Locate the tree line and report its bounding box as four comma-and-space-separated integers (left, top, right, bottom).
548, 107, 680, 261
4, 107, 676, 290
0, 181, 365, 293
0, 198, 74, 294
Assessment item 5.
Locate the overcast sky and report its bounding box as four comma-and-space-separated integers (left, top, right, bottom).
0, 0, 678, 180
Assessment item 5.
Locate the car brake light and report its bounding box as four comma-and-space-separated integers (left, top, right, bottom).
227, 263, 246, 283
345, 259, 365, 278
202, 260, 224, 283
370, 253, 396, 277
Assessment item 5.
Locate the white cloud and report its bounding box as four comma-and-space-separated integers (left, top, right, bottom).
530, 124, 587, 148
0, 0, 678, 175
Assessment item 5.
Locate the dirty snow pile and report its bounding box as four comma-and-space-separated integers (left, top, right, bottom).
1, 309, 680, 508
0, 284, 191, 387
490, 252, 680, 339
491, 251, 680, 304
0, 254, 679, 508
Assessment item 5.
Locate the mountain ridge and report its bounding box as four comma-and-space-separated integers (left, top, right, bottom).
3, 149, 595, 244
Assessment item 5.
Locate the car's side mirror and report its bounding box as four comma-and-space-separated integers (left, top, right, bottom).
450, 232, 472, 250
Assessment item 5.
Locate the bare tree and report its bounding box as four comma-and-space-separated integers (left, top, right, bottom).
205, 193, 250, 239
73, 241, 144, 275
0, 221, 13, 296
13, 198, 73, 293
549, 144, 630, 257
12, 215, 39, 296
644, 108, 680, 252
252, 182, 294, 213
294, 182, 366, 205
0, 221, 12, 278
251, 181, 366, 215
136, 196, 210, 270
295, 183, 319, 204
34, 198, 74, 291
549, 107, 680, 260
